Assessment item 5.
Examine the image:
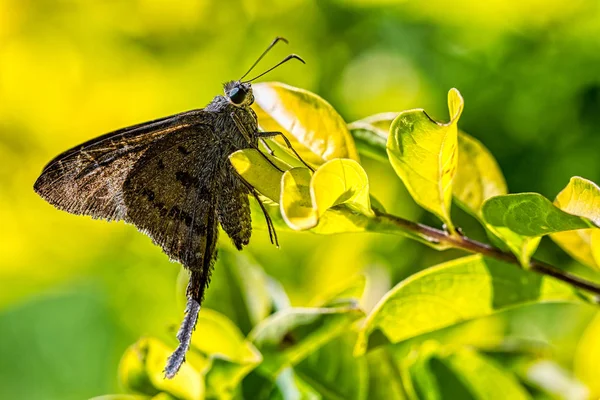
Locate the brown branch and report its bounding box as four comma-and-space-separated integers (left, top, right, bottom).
371, 209, 600, 297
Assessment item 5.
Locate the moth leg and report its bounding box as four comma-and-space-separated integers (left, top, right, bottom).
234, 170, 279, 248
257, 131, 315, 172
229, 112, 284, 173
259, 138, 275, 156
164, 270, 203, 378
251, 188, 279, 247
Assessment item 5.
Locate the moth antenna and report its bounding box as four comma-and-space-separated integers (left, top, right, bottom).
245, 54, 305, 83
239, 36, 288, 81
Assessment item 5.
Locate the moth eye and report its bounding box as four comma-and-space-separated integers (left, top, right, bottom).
228, 87, 246, 104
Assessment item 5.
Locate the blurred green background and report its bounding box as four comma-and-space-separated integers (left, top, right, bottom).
1, 0, 600, 398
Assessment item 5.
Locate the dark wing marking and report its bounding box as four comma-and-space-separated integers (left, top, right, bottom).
122, 124, 221, 290
33, 109, 208, 221
217, 165, 252, 250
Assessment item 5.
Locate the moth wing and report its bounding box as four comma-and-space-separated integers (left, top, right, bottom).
34, 109, 209, 221
122, 124, 223, 302
217, 168, 252, 250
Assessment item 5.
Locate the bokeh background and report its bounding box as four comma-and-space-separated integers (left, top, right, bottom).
1, 0, 600, 398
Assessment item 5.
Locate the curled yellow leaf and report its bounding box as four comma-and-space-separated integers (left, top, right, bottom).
280, 159, 374, 232
253, 82, 360, 166
280, 168, 317, 231
550, 176, 600, 270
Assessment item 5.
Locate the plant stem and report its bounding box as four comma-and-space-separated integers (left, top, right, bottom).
372, 209, 600, 297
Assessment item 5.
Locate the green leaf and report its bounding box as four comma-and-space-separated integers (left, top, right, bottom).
308, 274, 366, 308
280, 159, 374, 233
452, 131, 521, 253
355, 255, 579, 356
483, 193, 596, 236
189, 309, 262, 399
118, 337, 205, 400
272, 367, 322, 400
482, 192, 597, 265
366, 348, 407, 400
485, 228, 541, 268
402, 343, 530, 400
90, 396, 150, 400
453, 131, 507, 219
517, 359, 589, 400
550, 176, 600, 270
266, 275, 293, 312
574, 312, 600, 398
295, 334, 368, 400
200, 250, 273, 335
441, 347, 530, 399
248, 304, 364, 377
348, 112, 398, 162
252, 82, 359, 166
386, 315, 507, 366
91, 394, 177, 400
150, 395, 177, 400
400, 342, 447, 400
386, 88, 463, 232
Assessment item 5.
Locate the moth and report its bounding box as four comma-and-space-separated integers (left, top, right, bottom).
33, 37, 312, 378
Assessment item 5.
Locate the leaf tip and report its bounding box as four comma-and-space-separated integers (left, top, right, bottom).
448, 88, 464, 122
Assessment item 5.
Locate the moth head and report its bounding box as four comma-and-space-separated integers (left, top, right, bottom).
224, 81, 254, 107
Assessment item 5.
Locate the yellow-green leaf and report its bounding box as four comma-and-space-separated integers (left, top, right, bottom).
308, 274, 366, 308
551, 229, 600, 270
347, 112, 398, 162
550, 176, 600, 270
486, 228, 541, 267
365, 349, 407, 400
253, 82, 359, 166
280, 167, 317, 230
201, 250, 273, 335
553, 176, 600, 224
355, 255, 579, 356
295, 334, 368, 400
386, 88, 463, 232
453, 131, 507, 218
90, 396, 150, 400
191, 309, 262, 364
249, 304, 364, 377
401, 343, 530, 400
574, 312, 600, 398
482, 192, 598, 266
151, 395, 177, 400
229, 148, 289, 203
442, 348, 531, 400
311, 158, 374, 217
280, 159, 374, 232
451, 132, 541, 264
118, 337, 204, 400
273, 367, 322, 400
189, 309, 262, 399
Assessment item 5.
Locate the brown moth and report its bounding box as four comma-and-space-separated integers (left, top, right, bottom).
33, 37, 311, 378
